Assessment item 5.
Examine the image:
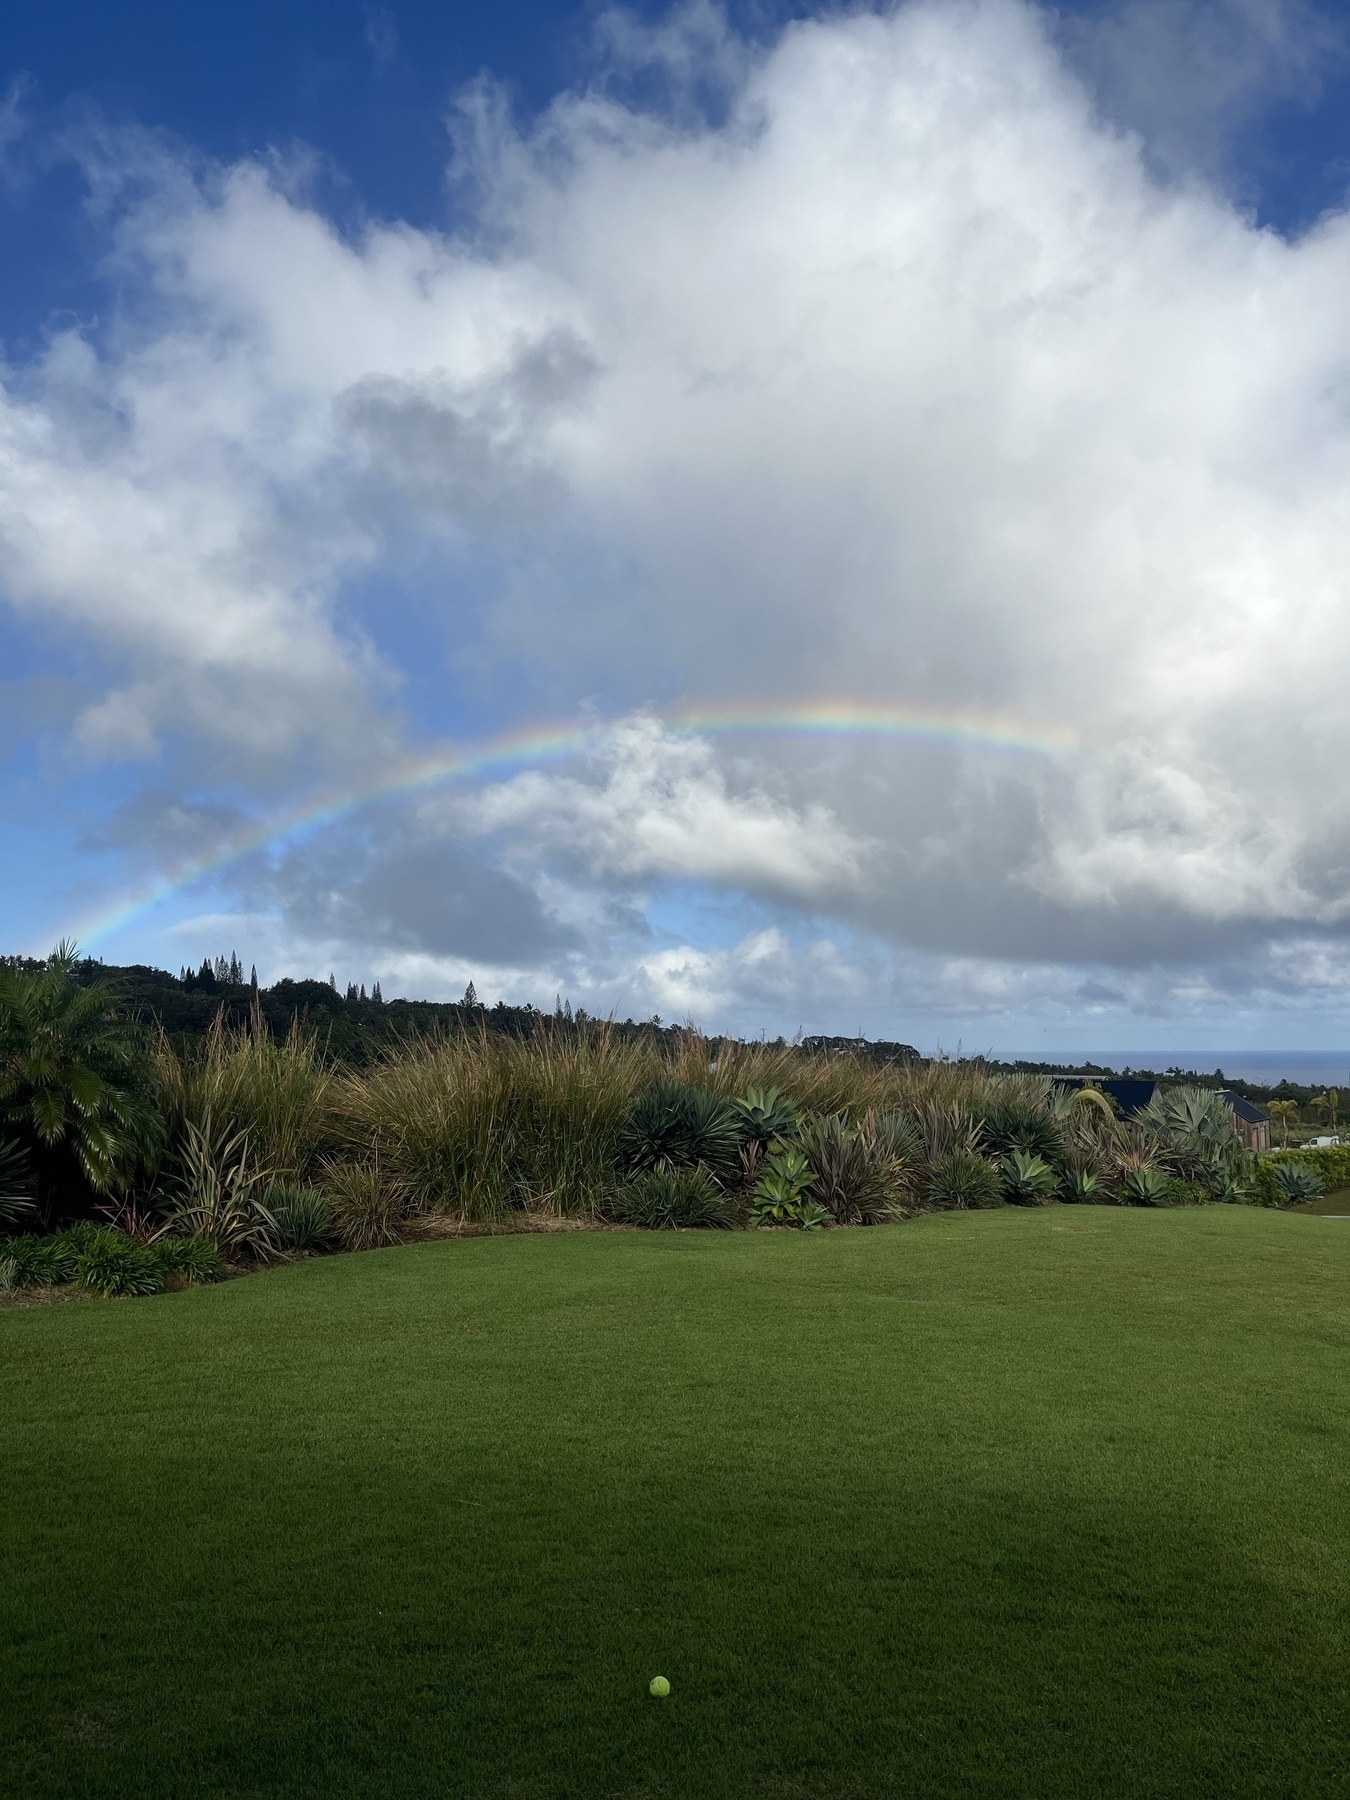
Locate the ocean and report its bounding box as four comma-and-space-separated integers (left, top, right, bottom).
1002, 1051, 1350, 1088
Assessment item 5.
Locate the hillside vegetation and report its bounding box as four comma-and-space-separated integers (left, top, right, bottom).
0, 944, 1277, 1295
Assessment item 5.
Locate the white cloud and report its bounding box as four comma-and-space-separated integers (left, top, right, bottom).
7, 0, 1350, 1029
458, 716, 868, 898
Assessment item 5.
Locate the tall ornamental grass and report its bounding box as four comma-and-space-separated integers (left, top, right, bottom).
151, 1009, 336, 1184
336, 1026, 660, 1219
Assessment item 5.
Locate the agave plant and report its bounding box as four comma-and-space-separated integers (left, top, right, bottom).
1213, 1169, 1254, 1205
1000, 1149, 1060, 1204
1119, 1165, 1171, 1206
795, 1197, 831, 1233
730, 1086, 801, 1150
749, 1147, 817, 1226
1061, 1165, 1104, 1203
1272, 1160, 1325, 1203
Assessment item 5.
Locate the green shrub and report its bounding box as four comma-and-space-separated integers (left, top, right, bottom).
267, 1184, 337, 1251
76, 1229, 165, 1297
604, 1166, 734, 1230
977, 1101, 1064, 1167
797, 1111, 907, 1224
1119, 1166, 1171, 1206
730, 1087, 801, 1150
620, 1083, 741, 1176
926, 1148, 1002, 1210
1163, 1178, 1215, 1208
1251, 1145, 1350, 1206
323, 1161, 406, 1250
1000, 1150, 1060, 1204
155, 1236, 224, 1284
1214, 1170, 1255, 1204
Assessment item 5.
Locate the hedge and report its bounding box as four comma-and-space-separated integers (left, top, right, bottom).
1252, 1145, 1350, 1207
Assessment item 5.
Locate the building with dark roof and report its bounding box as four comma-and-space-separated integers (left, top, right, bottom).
1220, 1091, 1270, 1154
1052, 1077, 1160, 1117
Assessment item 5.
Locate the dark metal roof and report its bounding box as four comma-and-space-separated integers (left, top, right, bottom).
1052, 1077, 1159, 1117
1220, 1090, 1269, 1125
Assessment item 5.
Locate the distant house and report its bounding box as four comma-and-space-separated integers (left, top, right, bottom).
1053, 1077, 1160, 1117
1053, 1077, 1269, 1150
1219, 1092, 1270, 1154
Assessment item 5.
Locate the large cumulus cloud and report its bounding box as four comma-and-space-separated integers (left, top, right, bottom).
4, 0, 1350, 1034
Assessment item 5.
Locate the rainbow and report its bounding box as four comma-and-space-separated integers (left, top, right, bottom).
74, 700, 1076, 946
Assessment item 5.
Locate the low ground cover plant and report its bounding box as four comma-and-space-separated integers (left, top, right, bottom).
604, 1166, 735, 1230
0, 1221, 221, 1296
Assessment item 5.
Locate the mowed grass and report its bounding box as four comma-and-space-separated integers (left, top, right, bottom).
2, 1210, 1348, 1799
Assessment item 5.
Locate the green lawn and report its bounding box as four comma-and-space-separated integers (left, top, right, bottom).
2, 1208, 1347, 1799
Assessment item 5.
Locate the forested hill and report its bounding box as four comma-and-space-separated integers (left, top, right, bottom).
1, 953, 925, 1070
46, 957, 664, 1067
0, 954, 1305, 1102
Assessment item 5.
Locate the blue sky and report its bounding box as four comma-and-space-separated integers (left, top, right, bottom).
5, 0, 1350, 1054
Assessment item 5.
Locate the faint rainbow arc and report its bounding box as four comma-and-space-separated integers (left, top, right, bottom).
74, 701, 1076, 945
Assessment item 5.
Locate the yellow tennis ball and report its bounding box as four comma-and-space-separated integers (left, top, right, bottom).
649, 1676, 670, 1698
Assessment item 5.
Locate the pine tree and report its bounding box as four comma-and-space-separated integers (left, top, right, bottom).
229, 952, 242, 984
329, 973, 337, 991
372, 981, 382, 1004
462, 981, 478, 1008
359, 984, 367, 1002
345, 982, 358, 1002
250, 965, 258, 995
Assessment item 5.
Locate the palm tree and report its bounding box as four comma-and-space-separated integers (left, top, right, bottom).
1310, 1091, 1341, 1135
1267, 1099, 1300, 1149
0, 944, 160, 1224
0, 1138, 35, 1228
